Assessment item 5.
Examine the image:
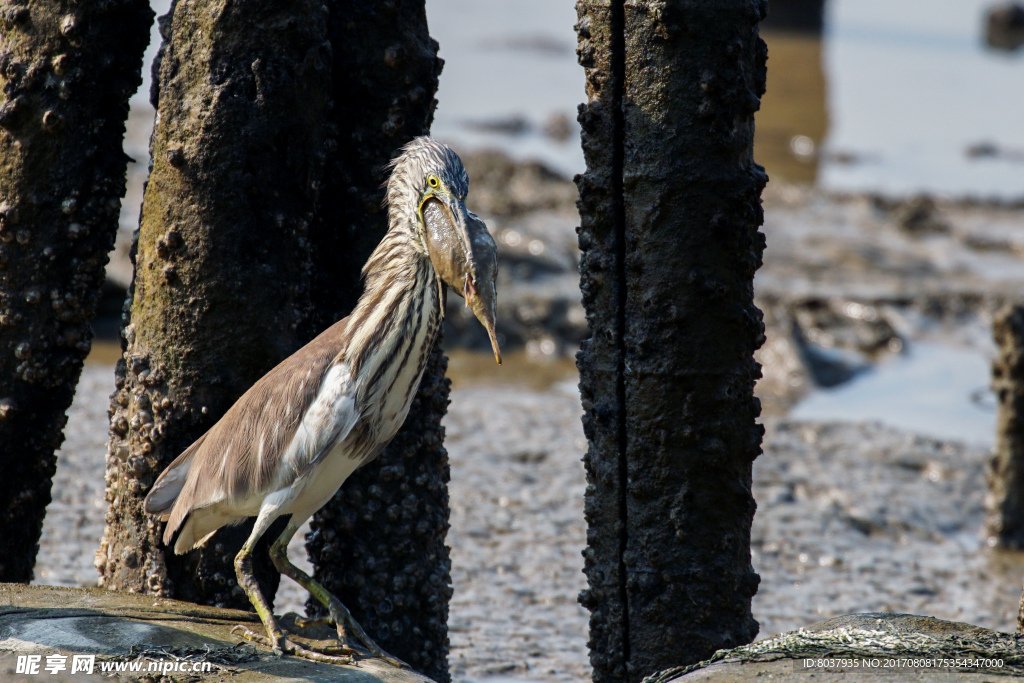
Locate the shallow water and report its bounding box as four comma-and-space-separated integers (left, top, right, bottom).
425, 0, 1024, 199
790, 342, 996, 447
42, 366, 1024, 683
135, 0, 1024, 198
822, 0, 1024, 199
427, 0, 583, 177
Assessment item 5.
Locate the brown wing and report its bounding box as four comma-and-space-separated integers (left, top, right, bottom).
151, 318, 351, 542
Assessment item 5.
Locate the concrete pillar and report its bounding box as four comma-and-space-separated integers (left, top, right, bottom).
575, 1, 767, 679
0, 0, 152, 583
98, 0, 330, 607
987, 305, 1024, 551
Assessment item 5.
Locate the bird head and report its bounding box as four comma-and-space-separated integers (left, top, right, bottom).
388, 138, 501, 364
422, 198, 500, 364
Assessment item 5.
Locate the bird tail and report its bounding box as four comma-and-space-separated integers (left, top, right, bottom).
170, 508, 236, 554
144, 432, 207, 523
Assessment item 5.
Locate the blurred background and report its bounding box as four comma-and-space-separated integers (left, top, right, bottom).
39, 1, 1024, 682
428, 0, 1024, 197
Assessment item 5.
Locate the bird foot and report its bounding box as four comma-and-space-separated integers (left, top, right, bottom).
230, 624, 355, 665
293, 615, 333, 629
301, 608, 409, 670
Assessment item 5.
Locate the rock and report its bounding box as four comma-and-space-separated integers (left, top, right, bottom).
461, 149, 578, 218
462, 115, 531, 137
645, 613, 1024, 682
966, 141, 1001, 159
894, 196, 950, 235
965, 141, 1024, 163
755, 296, 903, 413
755, 308, 813, 415
0, 584, 430, 682
985, 3, 1024, 51
542, 112, 574, 143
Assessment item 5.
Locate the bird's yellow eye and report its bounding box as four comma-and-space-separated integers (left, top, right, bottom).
427, 175, 440, 188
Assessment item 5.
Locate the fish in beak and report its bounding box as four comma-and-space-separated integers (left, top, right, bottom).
422, 196, 501, 364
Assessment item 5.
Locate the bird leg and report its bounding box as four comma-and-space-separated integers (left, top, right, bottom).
269, 523, 409, 670
233, 518, 352, 665
233, 539, 287, 654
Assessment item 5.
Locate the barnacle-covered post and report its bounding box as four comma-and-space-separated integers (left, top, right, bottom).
97, 0, 330, 607
575, 0, 767, 680
0, 0, 152, 582
987, 305, 1024, 557
303, 1, 450, 679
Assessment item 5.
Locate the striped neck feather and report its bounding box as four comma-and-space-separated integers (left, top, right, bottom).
344, 233, 439, 396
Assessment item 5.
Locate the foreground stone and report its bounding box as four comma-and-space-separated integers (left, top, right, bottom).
646, 614, 1024, 682
0, 584, 430, 682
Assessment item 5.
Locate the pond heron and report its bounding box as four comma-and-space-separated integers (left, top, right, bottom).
144, 137, 500, 665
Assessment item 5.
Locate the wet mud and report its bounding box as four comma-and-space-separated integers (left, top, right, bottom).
55, 145, 1024, 681
42, 364, 1024, 682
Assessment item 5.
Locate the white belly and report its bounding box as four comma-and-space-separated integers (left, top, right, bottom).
285, 441, 362, 524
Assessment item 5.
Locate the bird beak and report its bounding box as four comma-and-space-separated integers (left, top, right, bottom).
422, 194, 502, 365
448, 198, 502, 365
464, 271, 501, 365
